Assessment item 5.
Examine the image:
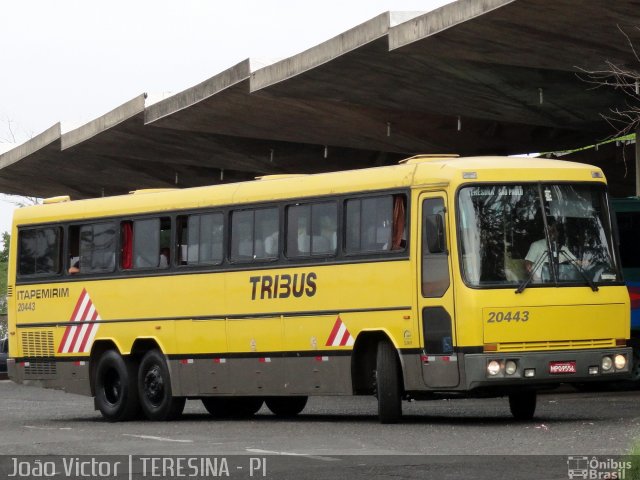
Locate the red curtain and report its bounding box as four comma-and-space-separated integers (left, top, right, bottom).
391, 196, 406, 250
121, 222, 133, 269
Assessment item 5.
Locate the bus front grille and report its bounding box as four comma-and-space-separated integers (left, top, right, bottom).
497, 339, 615, 352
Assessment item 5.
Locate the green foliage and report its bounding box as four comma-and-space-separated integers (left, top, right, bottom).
0, 232, 8, 263
0, 260, 6, 316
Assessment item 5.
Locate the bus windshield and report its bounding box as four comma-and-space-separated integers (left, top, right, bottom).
458, 183, 620, 288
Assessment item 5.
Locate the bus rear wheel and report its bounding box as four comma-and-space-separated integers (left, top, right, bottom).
265, 396, 308, 417
375, 340, 402, 424
509, 391, 537, 420
201, 397, 263, 418
138, 350, 185, 421
94, 350, 140, 422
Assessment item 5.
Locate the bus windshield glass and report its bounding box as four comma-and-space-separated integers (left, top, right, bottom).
458, 183, 620, 288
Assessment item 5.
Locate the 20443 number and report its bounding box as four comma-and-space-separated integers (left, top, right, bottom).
486, 310, 529, 323
17, 302, 36, 312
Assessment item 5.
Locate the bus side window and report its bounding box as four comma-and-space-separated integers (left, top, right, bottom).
69, 222, 117, 274
230, 208, 278, 262
345, 194, 406, 254
178, 213, 224, 266
286, 202, 337, 257
121, 217, 171, 270
17, 227, 63, 277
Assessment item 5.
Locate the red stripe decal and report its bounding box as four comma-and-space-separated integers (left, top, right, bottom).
339, 329, 351, 347
57, 289, 87, 353
78, 310, 99, 353
325, 316, 342, 346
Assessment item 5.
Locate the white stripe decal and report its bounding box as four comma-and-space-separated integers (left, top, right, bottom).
82, 316, 101, 353
333, 323, 347, 346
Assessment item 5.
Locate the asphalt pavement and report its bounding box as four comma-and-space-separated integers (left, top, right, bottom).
1, 380, 639, 479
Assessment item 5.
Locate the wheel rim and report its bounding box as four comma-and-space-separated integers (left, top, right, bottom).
143, 365, 165, 407
103, 367, 122, 405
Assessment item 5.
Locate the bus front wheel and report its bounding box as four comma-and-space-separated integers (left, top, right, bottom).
509, 391, 537, 420
137, 350, 185, 421
265, 396, 308, 417
94, 350, 140, 422
375, 340, 402, 424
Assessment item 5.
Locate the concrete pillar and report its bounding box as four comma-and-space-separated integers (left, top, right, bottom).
637, 126, 640, 197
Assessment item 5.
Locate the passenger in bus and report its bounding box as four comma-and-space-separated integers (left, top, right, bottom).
159, 248, 170, 268
264, 230, 279, 257
68, 258, 80, 275
319, 215, 337, 251
525, 219, 576, 280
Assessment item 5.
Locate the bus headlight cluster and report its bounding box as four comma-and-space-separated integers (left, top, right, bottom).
601, 354, 627, 372
487, 359, 519, 376
487, 360, 501, 376
505, 360, 517, 375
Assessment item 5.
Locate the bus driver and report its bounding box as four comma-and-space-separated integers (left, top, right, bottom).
524, 219, 577, 281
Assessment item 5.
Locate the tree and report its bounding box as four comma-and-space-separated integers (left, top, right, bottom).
0, 232, 7, 317
0, 232, 8, 263
578, 26, 640, 138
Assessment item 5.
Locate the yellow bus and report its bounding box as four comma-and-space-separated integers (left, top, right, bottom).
6, 155, 631, 423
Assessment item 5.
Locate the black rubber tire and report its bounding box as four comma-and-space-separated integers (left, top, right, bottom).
631, 346, 640, 383
94, 350, 140, 422
265, 396, 308, 417
375, 340, 403, 424
509, 391, 537, 420
201, 397, 263, 418
138, 350, 185, 421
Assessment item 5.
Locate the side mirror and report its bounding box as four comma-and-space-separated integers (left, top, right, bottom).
426, 214, 446, 254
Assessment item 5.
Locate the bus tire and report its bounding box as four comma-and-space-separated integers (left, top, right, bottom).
94, 350, 140, 422
265, 396, 308, 417
631, 346, 640, 383
138, 349, 185, 421
509, 391, 537, 420
375, 340, 402, 424
202, 397, 263, 418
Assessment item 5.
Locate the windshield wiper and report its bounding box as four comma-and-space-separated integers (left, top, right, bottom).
558, 250, 599, 292
515, 250, 549, 294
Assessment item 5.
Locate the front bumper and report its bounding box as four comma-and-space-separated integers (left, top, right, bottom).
464, 347, 632, 390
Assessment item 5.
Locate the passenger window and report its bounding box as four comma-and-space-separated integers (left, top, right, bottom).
231, 208, 279, 262
177, 213, 224, 265
18, 227, 62, 276
286, 202, 337, 257
121, 217, 171, 270
345, 194, 405, 254
68, 222, 117, 274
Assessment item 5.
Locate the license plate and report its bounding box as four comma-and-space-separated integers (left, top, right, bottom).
549, 361, 577, 374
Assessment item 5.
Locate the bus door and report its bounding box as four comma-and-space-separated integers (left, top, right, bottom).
418, 192, 459, 388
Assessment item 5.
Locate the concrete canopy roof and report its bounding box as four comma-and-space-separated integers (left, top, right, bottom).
2, 0, 640, 199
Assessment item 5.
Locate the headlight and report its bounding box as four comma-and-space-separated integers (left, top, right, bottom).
614, 354, 626, 370
487, 360, 501, 376
601, 356, 613, 372
505, 360, 517, 375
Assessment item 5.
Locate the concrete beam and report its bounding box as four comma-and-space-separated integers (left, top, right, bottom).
388, 0, 514, 50
145, 59, 251, 124
0, 123, 60, 170
61, 95, 146, 150
250, 12, 390, 92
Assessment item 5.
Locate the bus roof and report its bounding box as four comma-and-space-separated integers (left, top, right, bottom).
13, 156, 606, 226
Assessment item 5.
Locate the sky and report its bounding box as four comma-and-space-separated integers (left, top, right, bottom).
0, 0, 453, 239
